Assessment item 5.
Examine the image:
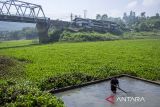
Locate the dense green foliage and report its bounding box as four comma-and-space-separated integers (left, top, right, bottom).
135, 18, 160, 32
0, 8, 160, 107
0, 39, 160, 82
48, 30, 120, 42
0, 83, 64, 107
0, 56, 25, 80
0, 40, 38, 49
49, 30, 63, 42
40, 72, 100, 91
122, 31, 160, 39
0, 27, 37, 41
40, 68, 140, 91
59, 31, 119, 42
0, 38, 160, 106
48, 30, 160, 42
123, 11, 160, 31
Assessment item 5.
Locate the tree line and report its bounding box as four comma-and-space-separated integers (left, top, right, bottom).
0, 11, 160, 41
96, 11, 160, 32
0, 27, 37, 41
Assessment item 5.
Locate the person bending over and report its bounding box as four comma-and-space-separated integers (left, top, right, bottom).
110, 77, 119, 94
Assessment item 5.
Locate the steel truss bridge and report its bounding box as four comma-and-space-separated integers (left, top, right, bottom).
0, 0, 71, 43
0, 0, 48, 23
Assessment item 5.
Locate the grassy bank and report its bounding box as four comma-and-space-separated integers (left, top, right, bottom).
0, 39, 160, 82
59, 31, 119, 42
122, 31, 160, 39
49, 30, 160, 42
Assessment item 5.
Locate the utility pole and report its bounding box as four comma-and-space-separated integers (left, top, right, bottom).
83, 10, 87, 19
70, 13, 73, 21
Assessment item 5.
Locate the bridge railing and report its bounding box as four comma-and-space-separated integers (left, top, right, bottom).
0, 0, 47, 22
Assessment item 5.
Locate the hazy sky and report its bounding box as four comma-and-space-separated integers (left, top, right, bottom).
6, 0, 160, 20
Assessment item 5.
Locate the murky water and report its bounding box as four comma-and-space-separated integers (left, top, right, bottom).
55, 77, 160, 107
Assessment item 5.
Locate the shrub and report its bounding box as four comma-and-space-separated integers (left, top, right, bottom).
39, 72, 99, 91
122, 31, 160, 39
0, 56, 25, 79
0, 83, 64, 107
49, 29, 63, 42
60, 31, 120, 42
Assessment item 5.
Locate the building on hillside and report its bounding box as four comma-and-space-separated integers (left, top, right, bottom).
71, 18, 120, 32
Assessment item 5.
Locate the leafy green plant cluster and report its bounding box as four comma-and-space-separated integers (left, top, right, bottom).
0, 56, 25, 79
122, 31, 160, 39
40, 66, 151, 91
0, 39, 160, 106
39, 65, 160, 91
59, 31, 119, 42
0, 82, 64, 107
48, 29, 160, 42
49, 30, 63, 42
134, 18, 160, 32
40, 72, 99, 91
0, 40, 36, 49
0, 39, 160, 83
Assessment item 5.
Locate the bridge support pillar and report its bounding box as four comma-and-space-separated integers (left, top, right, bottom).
36, 22, 49, 43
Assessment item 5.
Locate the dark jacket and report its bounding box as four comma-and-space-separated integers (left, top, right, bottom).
110, 78, 119, 91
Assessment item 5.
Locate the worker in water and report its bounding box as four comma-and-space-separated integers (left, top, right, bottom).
110, 77, 119, 94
